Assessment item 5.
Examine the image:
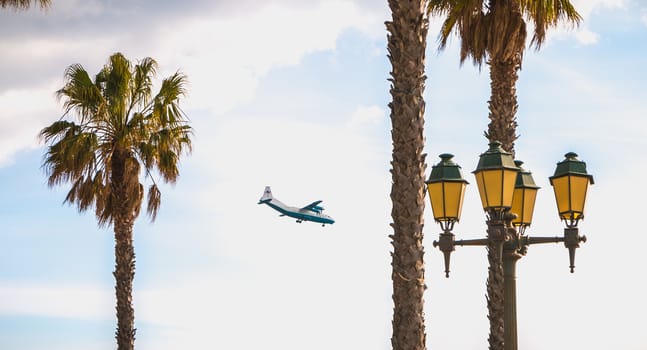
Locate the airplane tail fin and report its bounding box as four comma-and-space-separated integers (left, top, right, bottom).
258, 186, 273, 204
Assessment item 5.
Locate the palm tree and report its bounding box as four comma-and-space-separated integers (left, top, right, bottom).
428, 1, 581, 349
40, 52, 192, 350
0, 0, 49, 9
386, 1, 430, 349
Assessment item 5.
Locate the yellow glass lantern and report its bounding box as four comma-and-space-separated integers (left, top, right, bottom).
426, 153, 468, 232
510, 160, 540, 232
549, 152, 594, 227
472, 142, 519, 216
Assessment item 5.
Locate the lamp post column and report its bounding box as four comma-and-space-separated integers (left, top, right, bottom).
503, 236, 523, 350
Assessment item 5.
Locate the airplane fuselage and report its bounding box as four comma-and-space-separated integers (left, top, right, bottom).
258, 186, 335, 225
259, 198, 335, 225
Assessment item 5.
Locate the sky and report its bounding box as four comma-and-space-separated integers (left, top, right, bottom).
0, 0, 646, 349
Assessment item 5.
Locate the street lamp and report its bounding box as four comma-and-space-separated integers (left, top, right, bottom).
550, 152, 595, 228
427, 143, 594, 350
472, 141, 519, 220
510, 160, 540, 235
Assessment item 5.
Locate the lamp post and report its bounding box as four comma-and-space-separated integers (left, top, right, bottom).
427, 142, 594, 350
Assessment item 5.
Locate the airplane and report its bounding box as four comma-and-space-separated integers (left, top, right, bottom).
258, 186, 335, 226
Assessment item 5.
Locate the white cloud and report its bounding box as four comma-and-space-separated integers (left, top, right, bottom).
0, 283, 112, 320
347, 105, 385, 128
48, 0, 105, 18
570, 0, 626, 18
136, 271, 391, 350
568, 0, 626, 45
533, 0, 627, 46
153, 0, 384, 114
642, 10, 647, 27
573, 26, 600, 45
0, 85, 59, 166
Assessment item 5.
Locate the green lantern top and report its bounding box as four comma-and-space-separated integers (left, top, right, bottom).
514, 160, 540, 189
550, 152, 595, 184
473, 141, 518, 173
427, 153, 469, 184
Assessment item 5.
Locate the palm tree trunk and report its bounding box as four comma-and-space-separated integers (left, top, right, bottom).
486, 54, 521, 156
114, 211, 136, 350
112, 150, 137, 350
386, 1, 429, 349
485, 222, 506, 350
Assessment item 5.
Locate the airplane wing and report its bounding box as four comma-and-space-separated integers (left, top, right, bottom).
301, 200, 323, 212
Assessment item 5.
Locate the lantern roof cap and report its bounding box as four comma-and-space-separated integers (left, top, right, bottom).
473, 141, 518, 173
550, 152, 595, 184
514, 160, 540, 189
427, 153, 469, 184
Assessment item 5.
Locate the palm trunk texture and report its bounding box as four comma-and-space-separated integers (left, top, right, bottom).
114, 210, 136, 350
486, 238, 505, 350
386, 1, 429, 349
486, 55, 521, 156
112, 150, 137, 350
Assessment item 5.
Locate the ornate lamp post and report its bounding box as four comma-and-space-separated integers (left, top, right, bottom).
427, 143, 594, 350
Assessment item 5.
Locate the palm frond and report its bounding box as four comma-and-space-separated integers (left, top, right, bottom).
429, 0, 580, 62
137, 142, 156, 171
151, 72, 188, 127
56, 64, 105, 124
0, 0, 49, 9
127, 57, 158, 119
137, 123, 192, 184
485, 1, 526, 61
429, 0, 490, 66
42, 131, 99, 187
146, 183, 161, 222
519, 0, 581, 49
62, 170, 105, 214
38, 120, 79, 143
96, 187, 113, 227
157, 150, 179, 183
93, 53, 133, 133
